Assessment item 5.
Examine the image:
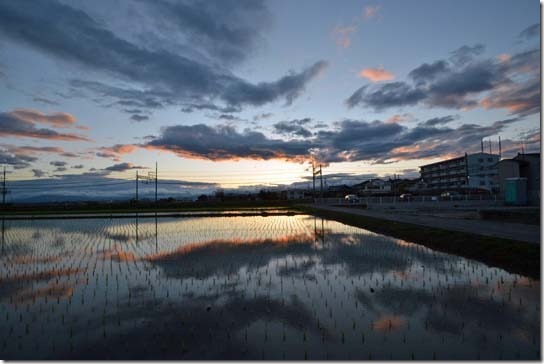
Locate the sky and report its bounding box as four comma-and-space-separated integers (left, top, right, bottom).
0, 0, 540, 200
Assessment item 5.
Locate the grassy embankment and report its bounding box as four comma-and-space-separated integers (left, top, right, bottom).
298, 205, 540, 280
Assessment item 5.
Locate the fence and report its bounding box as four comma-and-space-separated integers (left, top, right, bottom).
314, 194, 503, 207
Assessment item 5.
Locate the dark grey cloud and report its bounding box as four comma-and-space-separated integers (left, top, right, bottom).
72, 164, 84, 169
449, 44, 485, 66
221, 60, 328, 107
130, 114, 149, 122
518, 23, 539, 40
253, 112, 273, 121
408, 60, 450, 84
273, 120, 312, 138
146, 124, 311, 162
138, 0, 270, 65
421, 115, 458, 126
32, 97, 59, 106
0, 0, 326, 113
32, 168, 46, 177
104, 162, 147, 172
138, 116, 524, 165
0, 150, 36, 169
346, 83, 426, 110
346, 46, 539, 117
49, 161, 67, 167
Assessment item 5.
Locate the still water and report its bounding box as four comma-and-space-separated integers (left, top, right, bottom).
0, 215, 539, 359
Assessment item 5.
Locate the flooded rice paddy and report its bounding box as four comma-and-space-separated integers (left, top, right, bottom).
0, 215, 539, 359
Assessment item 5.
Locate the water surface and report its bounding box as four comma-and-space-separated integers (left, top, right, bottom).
0, 215, 539, 359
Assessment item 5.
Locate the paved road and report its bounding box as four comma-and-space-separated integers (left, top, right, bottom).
309, 204, 540, 244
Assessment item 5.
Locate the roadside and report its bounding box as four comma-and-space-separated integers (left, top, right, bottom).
310, 204, 539, 244
298, 204, 540, 279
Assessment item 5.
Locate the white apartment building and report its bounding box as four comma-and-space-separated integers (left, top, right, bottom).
420, 152, 499, 192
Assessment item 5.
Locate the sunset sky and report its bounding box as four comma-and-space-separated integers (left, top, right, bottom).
0, 0, 540, 198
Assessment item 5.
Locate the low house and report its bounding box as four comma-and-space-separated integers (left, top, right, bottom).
354, 178, 392, 195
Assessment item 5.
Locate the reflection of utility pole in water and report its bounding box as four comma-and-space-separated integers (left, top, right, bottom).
313, 217, 325, 246
155, 213, 158, 253
135, 213, 139, 244
1, 218, 4, 255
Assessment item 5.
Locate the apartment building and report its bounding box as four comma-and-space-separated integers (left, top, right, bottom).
420, 152, 499, 191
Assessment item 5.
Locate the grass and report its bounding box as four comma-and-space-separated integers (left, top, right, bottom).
297, 205, 540, 280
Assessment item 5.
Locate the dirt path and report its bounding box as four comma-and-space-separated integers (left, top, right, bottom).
309, 204, 540, 244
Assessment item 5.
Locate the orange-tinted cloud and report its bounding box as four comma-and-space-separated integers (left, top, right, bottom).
96, 144, 139, 161
359, 67, 394, 82
385, 113, 412, 123
497, 53, 511, 63
332, 26, 357, 49
480, 97, 533, 114
363, 5, 380, 20
0, 110, 90, 141
11, 109, 76, 127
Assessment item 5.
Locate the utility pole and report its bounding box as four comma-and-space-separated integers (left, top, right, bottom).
481, 139, 484, 153
499, 136, 502, 160
135, 171, 139, 203
155, 162, 158, 204
312, 163, 316, 200
312, 163, 322, 203
2, 166, 5, 206
319, 164, 323, 198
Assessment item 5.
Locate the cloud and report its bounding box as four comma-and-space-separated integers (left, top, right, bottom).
32, 97, 59, 106
50, 161, 67, 167
363, 5, 380, 20
346, 45, 540, 116
138, 0, 270, 65
130, 114, 149, 122
137, 116, 529, 166
0, 0, 326, 112
420, 115, 458, 126
2, 145, 64, 155
408, 60, 450, 84
0, 110, 89, 141
10, 109, 76, 127
332, 25, 357, 48
95, 144, 138, 161
449, 44, 485, 66
104, 162, 147, 172
221, 60, 328, 107
144, 124, 311, 162
385, 113, 413, 124
72, 164, 84, 169
0, 150, 36, 169
359, 67, 394, 82
346, 82, 426, 110
253, 112, 273, 121
273, 121, 312, 138
32, 168, 46, 177
518, 23, 539, 40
